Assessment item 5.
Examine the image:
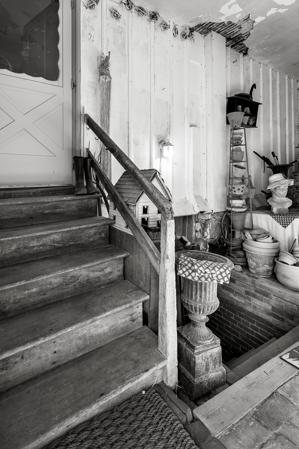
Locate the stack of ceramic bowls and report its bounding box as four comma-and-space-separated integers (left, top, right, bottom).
278, 251, 297, 266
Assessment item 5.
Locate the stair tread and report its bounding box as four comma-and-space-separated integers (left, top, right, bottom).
0, 216, 113, 240
0, 244, 128, 289
0, 280, 148, 357
0, 194, 99, 206
0, 326, 166, 449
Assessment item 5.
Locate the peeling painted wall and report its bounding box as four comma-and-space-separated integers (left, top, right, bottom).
81, 0, 227, 213
80, 0, 298, 215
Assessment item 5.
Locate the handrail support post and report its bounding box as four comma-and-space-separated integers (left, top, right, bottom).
158, 217, 178, 388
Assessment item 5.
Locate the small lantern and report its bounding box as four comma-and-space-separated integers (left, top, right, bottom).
226, 83, 261, 128
159, 138, 173, 158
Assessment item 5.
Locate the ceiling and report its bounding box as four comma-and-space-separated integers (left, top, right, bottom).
142, 0, 299, 79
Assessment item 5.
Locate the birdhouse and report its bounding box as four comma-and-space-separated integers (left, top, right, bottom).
227, 83, 261, 128
110, 169, 172, 240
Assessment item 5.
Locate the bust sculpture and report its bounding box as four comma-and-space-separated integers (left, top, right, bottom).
267, 173, 294, 214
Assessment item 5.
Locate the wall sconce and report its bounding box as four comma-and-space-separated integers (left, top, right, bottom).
159, 138, 173, 158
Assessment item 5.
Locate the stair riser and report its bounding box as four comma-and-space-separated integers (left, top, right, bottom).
0, 198, 98, 229
0, 258, 124, 318
0, 225, 109, 267
0, 303, 143, 392
0, 186, 74, 199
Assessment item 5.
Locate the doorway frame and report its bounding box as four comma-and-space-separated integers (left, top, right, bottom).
72, 0, 82, 158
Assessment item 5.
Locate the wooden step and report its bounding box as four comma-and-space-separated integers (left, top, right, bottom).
0, 195, 98, 229
0, 280, 148, 392
0, 245, 128, 318
228, 326, 299, 382
0, 217, 113, 267
0, 185, 74, 199
0, 326, 166, 449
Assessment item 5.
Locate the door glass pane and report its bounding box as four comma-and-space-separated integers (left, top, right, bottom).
0, 0, 59, 81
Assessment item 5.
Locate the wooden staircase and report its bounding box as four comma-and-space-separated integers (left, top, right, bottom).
0, 189, 166, 449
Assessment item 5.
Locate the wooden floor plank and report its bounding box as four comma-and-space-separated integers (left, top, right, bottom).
194, 342, 299, 438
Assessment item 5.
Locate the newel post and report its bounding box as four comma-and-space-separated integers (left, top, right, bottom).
158, 216, 178, 388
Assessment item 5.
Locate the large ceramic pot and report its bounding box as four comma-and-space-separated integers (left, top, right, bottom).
243, 240, 279, 277
275, 259, 299, 291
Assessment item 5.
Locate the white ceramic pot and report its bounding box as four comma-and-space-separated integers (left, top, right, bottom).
243, 241, 279, 277
275, 259, 299, 291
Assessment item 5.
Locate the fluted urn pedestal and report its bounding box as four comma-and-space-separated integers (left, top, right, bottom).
177, 251, 233, 400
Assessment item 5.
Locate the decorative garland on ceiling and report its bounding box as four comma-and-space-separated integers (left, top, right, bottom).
83, 0, 253, 52
82, 0, 100, 9
108, 0, 195, 41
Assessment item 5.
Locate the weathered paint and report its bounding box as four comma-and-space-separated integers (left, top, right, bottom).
81, 0, 298, 213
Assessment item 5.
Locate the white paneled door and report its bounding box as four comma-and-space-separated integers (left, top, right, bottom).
0, 0, 73, 186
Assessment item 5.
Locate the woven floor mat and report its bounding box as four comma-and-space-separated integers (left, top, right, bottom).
44, 387, 199, 449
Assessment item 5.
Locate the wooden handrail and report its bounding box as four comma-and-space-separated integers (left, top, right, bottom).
85, 113, 173, 220
85, 114, 177, 388
88, 150, 160, 273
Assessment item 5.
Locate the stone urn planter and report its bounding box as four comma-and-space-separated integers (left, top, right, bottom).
178, 252, 233, 344
177, 250, 234, 399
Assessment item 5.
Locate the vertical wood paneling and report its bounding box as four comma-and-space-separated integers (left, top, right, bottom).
226, 49, 298, 193
287, 77, 294, 162
197, 35, 207, 201
130, 13, 151, 169
172, 37, 187, 204
106, 5, 129, 182
152, 23, 171, 186
272, 70, 279, 159
188, 34, 202, 206
279, 73, 287, 163
251, 59, 263, 191
205, 33, 227, 211
82, 3, 298, 215
243, 57, 254, 180
285, 75, 290, 163
262, 65, 271, 170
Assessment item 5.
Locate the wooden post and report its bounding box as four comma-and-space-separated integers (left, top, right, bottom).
158, 217, 178, 388
98, 52, 111, 178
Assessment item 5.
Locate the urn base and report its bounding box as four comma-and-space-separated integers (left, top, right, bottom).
178, 327, 226, 400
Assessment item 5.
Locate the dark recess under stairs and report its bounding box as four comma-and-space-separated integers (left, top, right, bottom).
0, 188, 166, 449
